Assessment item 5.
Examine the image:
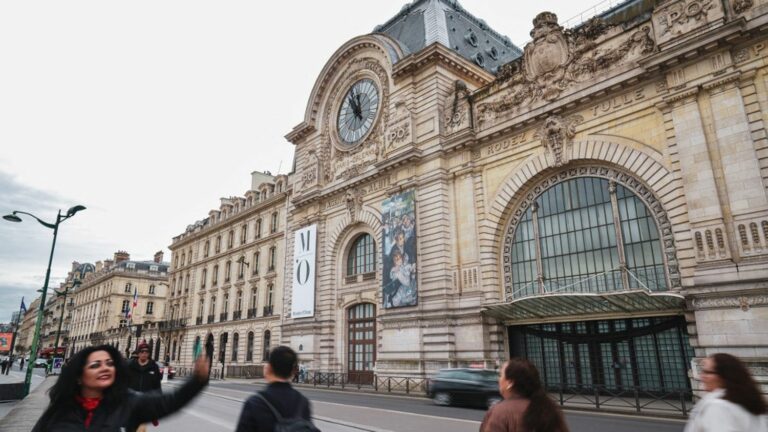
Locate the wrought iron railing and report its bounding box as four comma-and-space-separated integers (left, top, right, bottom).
219, 312, 228, 322
247, 308, 257, 319
262, 306, 273, 316
227, 365, 264, 378
207, 315, 214, 324
232, 310, 242, 320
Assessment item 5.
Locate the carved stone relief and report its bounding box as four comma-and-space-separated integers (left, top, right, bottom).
533, 115, 583, 166
476, 13, 656, 128
732, 0, 754, 14
502, 166, 682, 300
320, 57, 391, 183
345, 188, 364, 222
442, 80, 472, 135
653, 0, 723, 45
386, 101, 414, 151
690, 294, 768, 310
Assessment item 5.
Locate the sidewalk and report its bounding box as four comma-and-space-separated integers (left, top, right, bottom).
0, 376, 54, 432
0, 368, 47, 422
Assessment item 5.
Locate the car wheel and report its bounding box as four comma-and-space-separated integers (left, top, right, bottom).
433, 392, 451, 406
486, 396, 502, 409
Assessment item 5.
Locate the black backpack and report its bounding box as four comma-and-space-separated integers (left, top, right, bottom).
255, 393, 321, 432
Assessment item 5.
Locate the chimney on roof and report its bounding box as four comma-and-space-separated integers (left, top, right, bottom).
104, 259, 114, 269
154, 251, 164, 263
71, 261, 80, 272
95, 261, 103, 272
114, 251, 130, 264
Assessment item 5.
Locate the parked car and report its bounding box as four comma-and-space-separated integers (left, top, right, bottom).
34, 358, 48, 368
428, 368, 501, 408
159, 364, 176, 379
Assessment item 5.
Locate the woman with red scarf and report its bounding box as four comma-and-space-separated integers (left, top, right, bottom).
32, 344, 209, 431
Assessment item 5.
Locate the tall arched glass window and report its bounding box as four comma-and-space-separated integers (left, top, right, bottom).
510, 177, 666, 298
231, 333, 239, 362
246, 331, 254, 362
262, 330, 271, 361
347, 234, 375, 276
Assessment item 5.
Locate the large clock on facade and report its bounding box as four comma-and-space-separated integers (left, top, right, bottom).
337, 78, 379, 145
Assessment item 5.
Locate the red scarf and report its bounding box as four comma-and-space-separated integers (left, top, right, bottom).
75, 395, 102, 428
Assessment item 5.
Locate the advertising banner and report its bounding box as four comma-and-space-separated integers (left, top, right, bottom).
291, 224, 317, 318
0, 333, 12, 352
382, 190, 417, 308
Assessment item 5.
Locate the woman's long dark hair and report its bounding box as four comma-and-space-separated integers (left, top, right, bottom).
504, 358, 569, 432
711, 353, 767, 415
35, 345, 129, 430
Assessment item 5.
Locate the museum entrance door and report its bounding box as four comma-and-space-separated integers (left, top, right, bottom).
508, 316, 694, 392
347, 303, 376, 385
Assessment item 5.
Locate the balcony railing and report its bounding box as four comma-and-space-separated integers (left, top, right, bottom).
158, 319, 187, 330
207, 314, 214, 324
247, 308, 257, 319
232, 310, 242, 320
262, 305, 274, 317
196, 317, 203, 325
219, 312, 228, 322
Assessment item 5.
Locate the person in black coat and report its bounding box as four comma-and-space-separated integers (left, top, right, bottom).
235, 346, 314, 432
127, 342, 162, 393
32, 344, 209, 432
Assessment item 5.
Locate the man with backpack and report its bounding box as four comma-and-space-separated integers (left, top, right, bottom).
235, 345, 318, 432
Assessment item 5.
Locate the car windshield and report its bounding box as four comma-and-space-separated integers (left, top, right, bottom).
477, 371, 498, 381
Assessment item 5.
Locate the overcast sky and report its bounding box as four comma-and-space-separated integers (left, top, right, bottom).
0, 0, 609, 322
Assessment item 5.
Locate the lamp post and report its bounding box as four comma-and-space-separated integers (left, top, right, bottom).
3, 205, 86, 396
53, 279, 80, 361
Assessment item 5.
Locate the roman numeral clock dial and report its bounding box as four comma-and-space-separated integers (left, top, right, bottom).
337, 78, 379, 145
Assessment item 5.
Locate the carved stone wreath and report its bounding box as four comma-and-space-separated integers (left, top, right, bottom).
501, 166, 681, 300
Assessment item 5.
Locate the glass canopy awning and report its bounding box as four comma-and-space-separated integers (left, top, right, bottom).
483, 289, 686, 323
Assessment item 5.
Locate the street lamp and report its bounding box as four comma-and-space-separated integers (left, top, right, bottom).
53, 279, 81, 360
3, 205, 86, 396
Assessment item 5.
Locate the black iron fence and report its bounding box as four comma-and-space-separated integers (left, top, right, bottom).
227, 365, 264, 379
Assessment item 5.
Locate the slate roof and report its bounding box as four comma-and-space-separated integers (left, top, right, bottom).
374, 0, 522, 74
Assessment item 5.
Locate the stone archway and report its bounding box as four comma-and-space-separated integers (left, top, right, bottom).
480, 137, 690, 300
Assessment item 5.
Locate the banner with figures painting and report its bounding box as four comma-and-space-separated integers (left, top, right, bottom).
381, 190, 417, 308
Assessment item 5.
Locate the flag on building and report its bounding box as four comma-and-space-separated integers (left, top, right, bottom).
20, 297, 26, 314
129, 286, 138, 322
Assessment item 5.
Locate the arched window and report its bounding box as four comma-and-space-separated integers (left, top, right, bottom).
228, 231, 234, 248
215, 236, 222, 253
201, 268, 207, 289
246, 331, 254, 362
204, 240, 210, 258
270, 212, 279, 233
241, 224, 248, 245
212, 265, 219, 285
509, 177, 667, 298
232, 333, 239, 361
255, 219, 262, 239
238, 256, 246, 279
347, 234, 375, 276
193, 336, 200, 357
262, 330, 271, 361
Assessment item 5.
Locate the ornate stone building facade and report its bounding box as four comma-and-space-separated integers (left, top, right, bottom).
167, 171, 288, 375
69, 251, 169, 359
283, 0, 768, 392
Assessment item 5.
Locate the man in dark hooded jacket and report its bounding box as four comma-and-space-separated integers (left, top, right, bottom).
127, 341, 162, 432
127, 341, 162, 393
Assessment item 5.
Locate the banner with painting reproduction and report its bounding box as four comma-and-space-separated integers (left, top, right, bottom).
381, 190, 417, 308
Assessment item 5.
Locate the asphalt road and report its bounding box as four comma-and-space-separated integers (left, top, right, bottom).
157, 379, 686, 432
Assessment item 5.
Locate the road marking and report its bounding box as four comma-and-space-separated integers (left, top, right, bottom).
563, 408, 688, 423
312, 400, 481, 425
180, 407, 236, 429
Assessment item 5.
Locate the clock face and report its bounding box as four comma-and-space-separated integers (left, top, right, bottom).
337, 78, 379, 145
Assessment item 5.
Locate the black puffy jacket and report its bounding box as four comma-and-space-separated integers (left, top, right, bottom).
31, 374, 206, 432
127, 358, 162, 393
